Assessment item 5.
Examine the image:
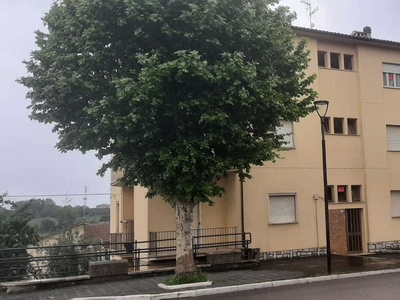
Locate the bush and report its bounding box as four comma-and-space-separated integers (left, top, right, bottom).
164, 271, 208, 285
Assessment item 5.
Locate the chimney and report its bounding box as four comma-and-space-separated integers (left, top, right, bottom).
363, 26, 372, 38
351, 26, 372, 38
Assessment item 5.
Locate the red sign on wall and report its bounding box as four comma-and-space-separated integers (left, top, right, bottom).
338, 186, 345, 192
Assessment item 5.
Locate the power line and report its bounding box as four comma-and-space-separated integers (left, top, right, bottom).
4, 193, 112, 198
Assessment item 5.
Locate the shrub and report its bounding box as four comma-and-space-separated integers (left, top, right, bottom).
164, 271, 208, 285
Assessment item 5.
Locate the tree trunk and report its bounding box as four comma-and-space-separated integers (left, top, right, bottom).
174, 202, 197, 275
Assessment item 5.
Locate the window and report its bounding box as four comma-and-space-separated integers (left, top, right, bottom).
327, 186, 334, 202
318, 51, 327, 67
269, 194, 297, 224
277, 121, 294, 148
344, 55, 354, 70
383, 63, 400, 88
323, 117, 330, 134
330, 53, 340, 69
387, 125, 400, 151
337, 185, 348, 202
391, 191, 400, 218
347, 119, 357, 134
334, 118, 344, 134
351, 185, 361, 202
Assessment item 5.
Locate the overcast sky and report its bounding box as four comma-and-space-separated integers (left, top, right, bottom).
0, 0, 399, 207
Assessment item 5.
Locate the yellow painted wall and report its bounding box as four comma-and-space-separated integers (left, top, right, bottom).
110, 30, 400, 254
148, 196, 175, 232
357, 44, 400, 243
110, 186, 122, 233
133, 186, 149, 241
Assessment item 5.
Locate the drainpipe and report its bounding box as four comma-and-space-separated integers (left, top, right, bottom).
313, 194, 320, 254
240, 174, 245, 249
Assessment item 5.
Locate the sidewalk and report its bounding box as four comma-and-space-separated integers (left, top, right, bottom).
3, 254, 400, 300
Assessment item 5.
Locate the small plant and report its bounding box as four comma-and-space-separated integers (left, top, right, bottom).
164, 271, 208, 286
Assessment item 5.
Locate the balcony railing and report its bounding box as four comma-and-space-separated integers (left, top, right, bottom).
111, 169, 124, 186
110, 233, 135, 251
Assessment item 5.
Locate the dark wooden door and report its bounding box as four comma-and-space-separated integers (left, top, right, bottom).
346, 209, 363, 253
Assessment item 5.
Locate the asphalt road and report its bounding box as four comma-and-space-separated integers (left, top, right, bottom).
193, 272, 400, 300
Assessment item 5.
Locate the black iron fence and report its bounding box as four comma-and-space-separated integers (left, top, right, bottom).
149, 227, 238, 257
0, 243, 114, 282
0, 228, 250, 283
110, 233, 135, 251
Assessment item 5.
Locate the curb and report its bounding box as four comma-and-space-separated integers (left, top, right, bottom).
71, 268, 400, 300
158, 281, 213, 290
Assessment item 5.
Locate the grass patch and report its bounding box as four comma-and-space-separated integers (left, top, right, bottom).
164, 271, 208, 286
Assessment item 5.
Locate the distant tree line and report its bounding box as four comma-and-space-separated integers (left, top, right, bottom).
12, 199, 110, 236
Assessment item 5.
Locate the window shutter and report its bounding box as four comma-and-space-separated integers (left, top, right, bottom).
383, 63, 400, 74
277, 121, 294, 148
387, 126, 400, 151
391, 191, 400, 217
269, 195, 296, 224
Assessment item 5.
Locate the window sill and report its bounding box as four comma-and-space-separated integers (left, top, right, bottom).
329, 201, 364, 204
388, 150, 400, 152
318, 67, 356, 72
325, 133, 360, 136
384, 86, 400, 90
269, 222, 298, 226
281, 147, 296, 150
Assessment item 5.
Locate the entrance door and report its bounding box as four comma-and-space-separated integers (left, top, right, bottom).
346, 209, 363, 253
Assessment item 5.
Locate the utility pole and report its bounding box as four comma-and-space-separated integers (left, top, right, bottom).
301, 0, 319, 29
62, 191, 71, 206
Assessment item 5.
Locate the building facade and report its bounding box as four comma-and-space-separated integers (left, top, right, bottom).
110, 26, 400, 257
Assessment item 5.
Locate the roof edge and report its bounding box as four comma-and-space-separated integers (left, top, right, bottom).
293, 26, 400, 49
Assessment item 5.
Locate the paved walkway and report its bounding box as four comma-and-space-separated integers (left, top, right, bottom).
3, 254, 400, 300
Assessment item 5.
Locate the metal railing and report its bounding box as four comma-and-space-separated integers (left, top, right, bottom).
0, 229, 250, 283
149, 227, 238, 257
111, 169, 124, 186
193, 232, 251, 254
110, 233, 135, 251
0, 243, 114, 282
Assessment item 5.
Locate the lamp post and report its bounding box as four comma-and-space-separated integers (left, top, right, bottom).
314, 100, 332, 275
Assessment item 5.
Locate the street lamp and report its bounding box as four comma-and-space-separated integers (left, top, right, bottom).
314, 100, 332, 275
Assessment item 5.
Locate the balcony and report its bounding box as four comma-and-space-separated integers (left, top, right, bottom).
111, 169, 124, 186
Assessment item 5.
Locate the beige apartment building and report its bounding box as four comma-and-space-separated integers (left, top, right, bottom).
110, 26, 400, 258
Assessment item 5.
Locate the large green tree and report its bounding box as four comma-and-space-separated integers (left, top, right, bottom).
0, 195, 39, 281
19, 0, 316, 275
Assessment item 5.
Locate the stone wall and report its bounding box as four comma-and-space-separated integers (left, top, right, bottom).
260, 247, 326, 260
206, 250, 242, 265
368, 241, 400, 253
89, 260, 128, 277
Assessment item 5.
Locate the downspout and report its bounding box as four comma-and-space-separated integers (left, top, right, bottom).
314, 195, 320, 254
240, 174, 245, 249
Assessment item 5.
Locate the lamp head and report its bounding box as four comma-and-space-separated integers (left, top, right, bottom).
314, 100, 329, 118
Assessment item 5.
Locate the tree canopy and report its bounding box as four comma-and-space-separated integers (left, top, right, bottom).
19, 0, 316, 276
19, 0, 316, 205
